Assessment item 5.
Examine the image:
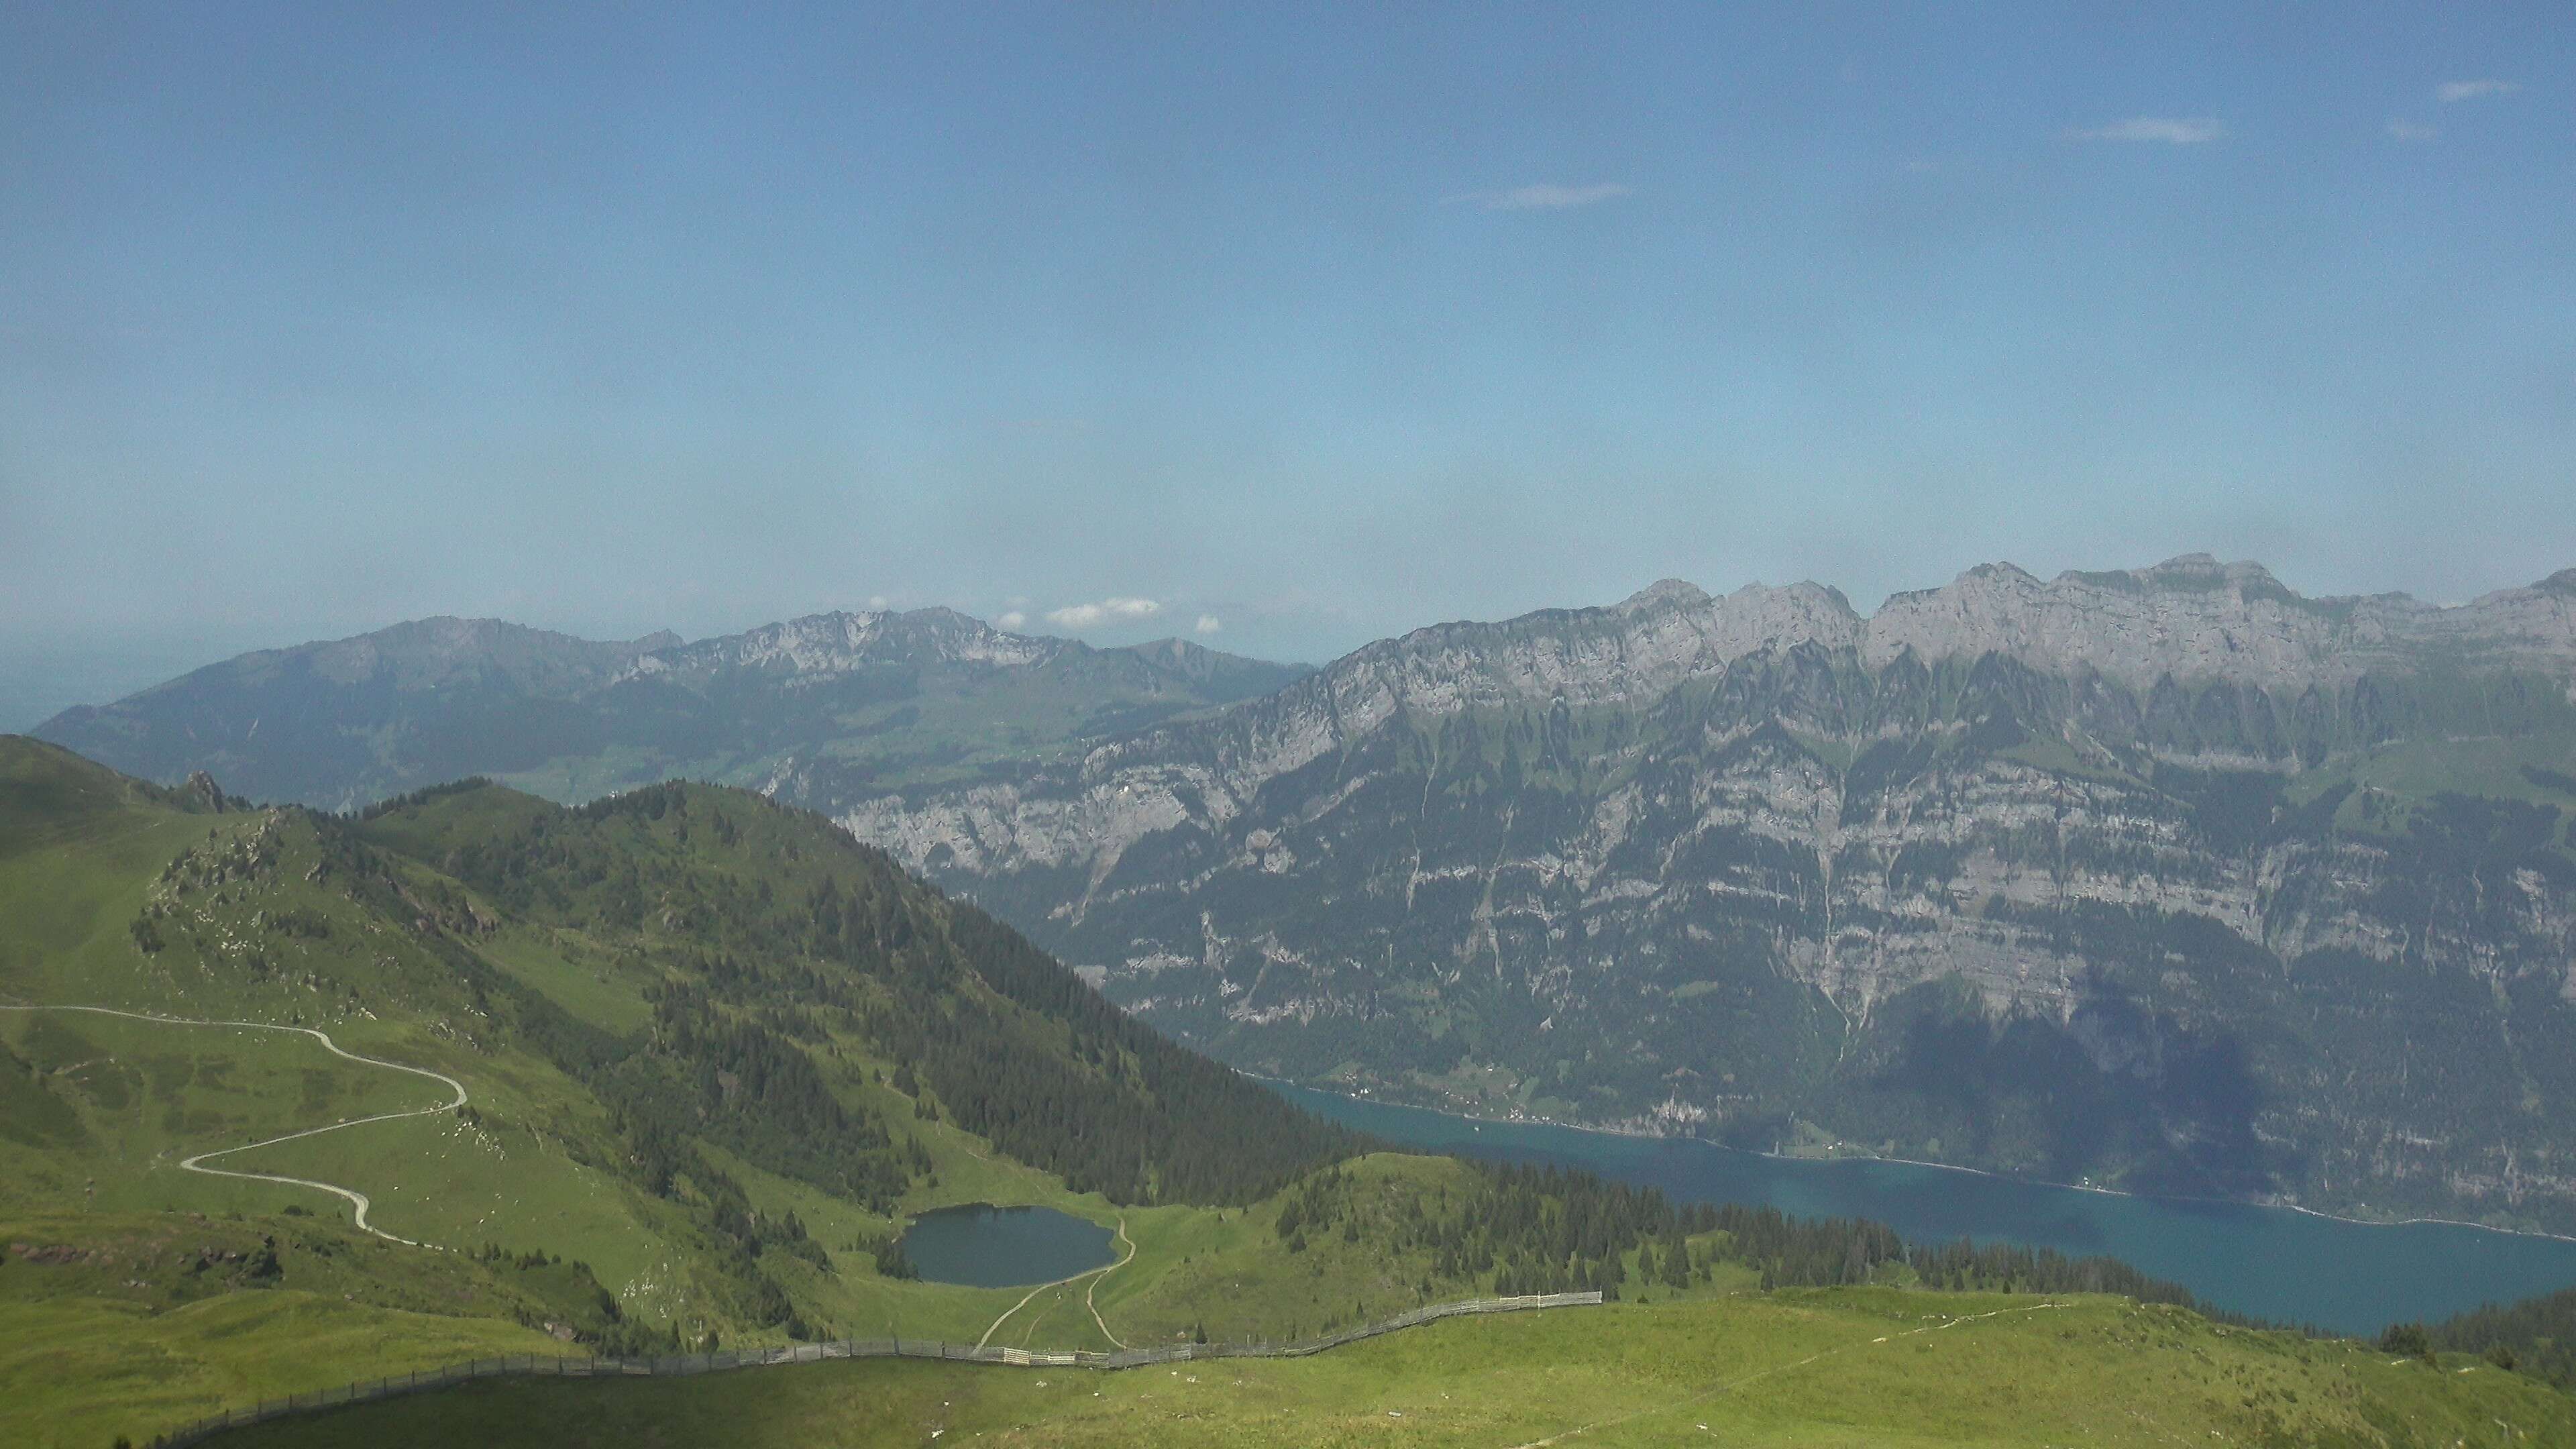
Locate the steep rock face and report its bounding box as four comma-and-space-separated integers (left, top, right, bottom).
616, 608, 1060, 681
844, 559, 2576, 1232
1864, 556, 2576, 686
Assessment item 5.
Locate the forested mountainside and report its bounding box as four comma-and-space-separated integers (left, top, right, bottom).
2416, 1285, 2576, 1393
0, 735, 1350, 1352
17, 733, 2437, 1449
25, 558, 2576, 1235
350, 772, 1350, 1208
840, 556, 2576, 1232
34, 610, 1306, 811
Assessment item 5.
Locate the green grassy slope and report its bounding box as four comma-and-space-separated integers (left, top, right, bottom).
0, 737, 1379, 1440
2416, 1283, 2576, 1393
219, 1291, 2576, 1449
13, 736, 2569, 1448
3, 1293, 562, 1449
0, 740, 237, 1006
0, 1207, 620, 1449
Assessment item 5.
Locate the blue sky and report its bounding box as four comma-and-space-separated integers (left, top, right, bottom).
3, 3, 2571, 723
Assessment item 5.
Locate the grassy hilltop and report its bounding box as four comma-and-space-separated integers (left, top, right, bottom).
0, 734, 1342, 1442
3, 735, 2569, 1448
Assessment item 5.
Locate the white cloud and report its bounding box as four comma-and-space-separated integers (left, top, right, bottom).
995, 610, 1026, 630
2071, 116, 2224, 144
2386, 119, 2438, 142
1193, 614, 1222, 635
867, 594, 888, 610
1449, 182, 1631, 211
2436, 79, 2519, 103
1044, 596, 1163, 629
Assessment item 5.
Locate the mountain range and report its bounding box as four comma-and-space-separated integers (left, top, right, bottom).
34, 610, 1306, 813
849, 556, 2576, 1232
33, 556, 2576, 1232
20, 735, 2437, 1448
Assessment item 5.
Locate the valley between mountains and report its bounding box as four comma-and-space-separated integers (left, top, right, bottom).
845, 557, 2576, 1236
7, 733, 2571, 1448
48, 555, 2576, 1236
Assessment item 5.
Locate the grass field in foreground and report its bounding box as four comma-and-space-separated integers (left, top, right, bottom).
215, 1289, 2576, 1449
0, 1290, 566, 1449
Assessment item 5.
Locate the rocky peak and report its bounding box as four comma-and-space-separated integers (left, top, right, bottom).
1619, 578, 1713, 613
1246, 576, 1864, 741
1703, 580, 1865, 643
891, 605, 1000, 639
2122, 554, 2297, 601
876, 606, 1059, 666
1124, 637, 1206, 666
627, 606, 1063, 682
180, 770, 227, 814
1870, 557, 2436, 687
2131, 551, 2224, 580
919, 586, 2559, 797
1121, 637, 1254, 679
1273, 555, 2576, 737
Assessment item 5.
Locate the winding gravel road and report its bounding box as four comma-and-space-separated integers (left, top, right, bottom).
0, 1002, 467, 1247
974, 1214, 1136, 1350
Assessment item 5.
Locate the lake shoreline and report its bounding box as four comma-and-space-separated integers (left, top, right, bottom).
1266, 1077, 2576, 1248
900, 1202, 1118, 1291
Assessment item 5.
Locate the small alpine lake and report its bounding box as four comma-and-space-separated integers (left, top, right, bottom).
898, 1203, 1114, 1288
1271, 1083, 2576, 1336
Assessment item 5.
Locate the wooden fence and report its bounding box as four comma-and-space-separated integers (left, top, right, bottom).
150, 1291, 1603, 1447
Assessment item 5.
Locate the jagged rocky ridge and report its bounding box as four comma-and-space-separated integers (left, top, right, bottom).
843, 557, 2576, 1232
37, 609, 1307, 812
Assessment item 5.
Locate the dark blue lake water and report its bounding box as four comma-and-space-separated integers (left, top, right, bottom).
899, 1203, 1114, 1288
1272, 1083, 2576, 1335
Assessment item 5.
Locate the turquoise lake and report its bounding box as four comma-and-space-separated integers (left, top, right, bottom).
1272, 1083, 2576, 1335
899, 1203, 1114, 1288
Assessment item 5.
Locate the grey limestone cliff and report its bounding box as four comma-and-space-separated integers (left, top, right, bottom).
841, 557, 2576, 1232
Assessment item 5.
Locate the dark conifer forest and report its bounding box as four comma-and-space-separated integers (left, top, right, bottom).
353, 779, 1361, 1212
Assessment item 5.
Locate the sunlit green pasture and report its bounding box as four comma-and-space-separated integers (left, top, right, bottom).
212, 1290, 2576, 1449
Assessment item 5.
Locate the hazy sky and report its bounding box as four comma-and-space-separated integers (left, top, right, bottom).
4, 3, 2572, 725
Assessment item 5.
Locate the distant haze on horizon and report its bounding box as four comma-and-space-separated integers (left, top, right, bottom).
4, 4, 2571, 727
